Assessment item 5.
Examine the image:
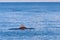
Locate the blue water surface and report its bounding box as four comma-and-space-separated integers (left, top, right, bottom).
0, 2, 60, 40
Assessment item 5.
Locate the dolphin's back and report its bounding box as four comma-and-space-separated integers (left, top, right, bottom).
9, 28, 20, 30
9, 28, 35, 30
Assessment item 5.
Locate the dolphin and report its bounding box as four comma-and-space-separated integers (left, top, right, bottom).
9, 28, 34, 30
9, 24, 34, 30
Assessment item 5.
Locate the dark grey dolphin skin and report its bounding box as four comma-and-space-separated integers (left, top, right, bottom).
9, 28, 35, 30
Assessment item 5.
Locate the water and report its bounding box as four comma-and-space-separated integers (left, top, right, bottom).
0, 2, 60, 40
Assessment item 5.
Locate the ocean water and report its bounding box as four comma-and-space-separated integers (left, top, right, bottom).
0, 2, 60, 40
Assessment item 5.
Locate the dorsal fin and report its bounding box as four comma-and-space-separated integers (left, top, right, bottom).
19, 24, 26, 29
